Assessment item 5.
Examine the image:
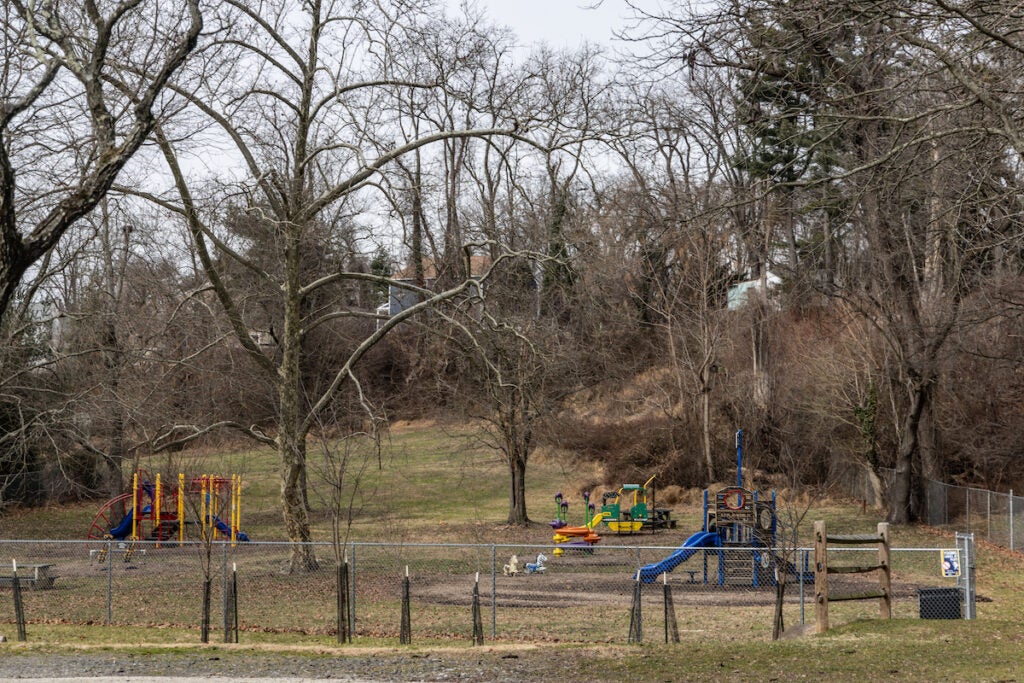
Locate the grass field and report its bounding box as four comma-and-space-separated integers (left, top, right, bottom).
2, 421, 1024, 681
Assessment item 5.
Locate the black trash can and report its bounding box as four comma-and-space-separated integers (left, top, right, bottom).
918, 587, 962, 619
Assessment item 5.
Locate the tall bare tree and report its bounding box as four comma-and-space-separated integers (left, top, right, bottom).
142, 0, 529, 570
0, 0, 201, 322
625, 0, 1024, 521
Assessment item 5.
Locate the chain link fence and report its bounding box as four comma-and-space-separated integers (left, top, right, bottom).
1, 539, 973, 642
852, 469, 1023, 553
923, 480, 1023, 552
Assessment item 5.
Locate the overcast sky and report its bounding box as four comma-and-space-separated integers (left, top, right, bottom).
459, 0, 634, 49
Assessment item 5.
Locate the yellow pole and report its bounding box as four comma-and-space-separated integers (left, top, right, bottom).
214, 475, 219, 540
235, 473, 241, 532
208, 475, 214, 540
210, 475, 216, 540
209, 475, 215, 540
206, 475, 212, 540
231, 475, 238, 547
211, 475, 217, 540
155, 473, 162, 548
201, 475, 208, 541
237, 475, 242, 535
178, 473, 185, 545
131, 472, 139, 541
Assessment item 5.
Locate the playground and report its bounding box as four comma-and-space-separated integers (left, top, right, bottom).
2, 423, 1021, 683
537, 430, 816, 592
86, 471, 250, 546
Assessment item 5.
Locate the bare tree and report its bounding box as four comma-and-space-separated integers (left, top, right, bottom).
0, 0, 201, 322
140, 0, 531, 571
442, 304, 589, 525
626, 0, 1024, 522
607, 76, 744, 483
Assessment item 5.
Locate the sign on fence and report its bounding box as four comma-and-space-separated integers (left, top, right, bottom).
941, 549, 961, 578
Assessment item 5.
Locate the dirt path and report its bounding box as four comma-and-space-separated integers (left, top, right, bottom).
0, 645, 584, 683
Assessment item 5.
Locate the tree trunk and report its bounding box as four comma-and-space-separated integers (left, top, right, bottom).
701, 372, 715, 483
280, 230, 317, 572
506, 446, 529, 526
783, 189, 798, 274
0, 232, 29, 326
280, 434, 317, 570
103, 337, 127, 498
410, 160, 428, 289
918, 382, 941, 483
864, 465, 885, 511
889, 378, 929, 524
200, 578, 212, 643
772, 569, 785, 640
751, 296, 770, 410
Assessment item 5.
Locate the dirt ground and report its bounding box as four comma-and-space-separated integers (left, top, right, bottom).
0, 644, 643, 683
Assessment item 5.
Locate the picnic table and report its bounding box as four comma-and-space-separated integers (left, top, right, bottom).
0, 563, 58, 590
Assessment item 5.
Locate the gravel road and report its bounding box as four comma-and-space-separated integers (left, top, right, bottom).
0, 647, 568, 682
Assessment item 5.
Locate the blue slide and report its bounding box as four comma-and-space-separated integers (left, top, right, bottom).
637, 530, 722, 583
108, 509, 136, 539
212, 516, 250, 542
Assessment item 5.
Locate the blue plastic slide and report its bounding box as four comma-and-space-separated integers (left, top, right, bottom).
212, 516, 250, 542
108, 509, 135, 540
637, 530, 722, 583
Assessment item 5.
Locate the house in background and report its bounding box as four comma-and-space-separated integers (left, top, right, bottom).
378, 255, 491, 321
727, 271, 781, 310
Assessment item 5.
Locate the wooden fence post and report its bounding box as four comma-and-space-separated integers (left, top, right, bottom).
814, 520, 891, 634
878, 522, 891, 619
814, 520, 828, 634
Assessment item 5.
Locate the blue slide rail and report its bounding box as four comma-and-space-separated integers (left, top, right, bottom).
637, 530, 722, 583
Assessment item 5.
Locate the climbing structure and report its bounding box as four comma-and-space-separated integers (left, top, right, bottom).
86, 471, 248, 545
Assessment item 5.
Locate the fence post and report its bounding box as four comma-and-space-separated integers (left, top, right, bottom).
349, 544, 356, 635
490, 545, 496, 639
957, 532, 976, 620
814, 521, 828, 634
877, 523, 891, 619
966, 489, 971, 533
1010, 490, 1015, 552
987, 490, 991, 543
231, 562, 239, 643
221, 543, 229, 637
106, 539, 113, 626
799, 548, 806, 625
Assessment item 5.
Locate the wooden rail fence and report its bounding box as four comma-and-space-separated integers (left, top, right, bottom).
814, 520, 891, 634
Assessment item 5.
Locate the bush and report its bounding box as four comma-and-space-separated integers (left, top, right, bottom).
538, 414, 709, 488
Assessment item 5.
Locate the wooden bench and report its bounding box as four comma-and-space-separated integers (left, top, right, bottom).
0, 563, 57, 590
